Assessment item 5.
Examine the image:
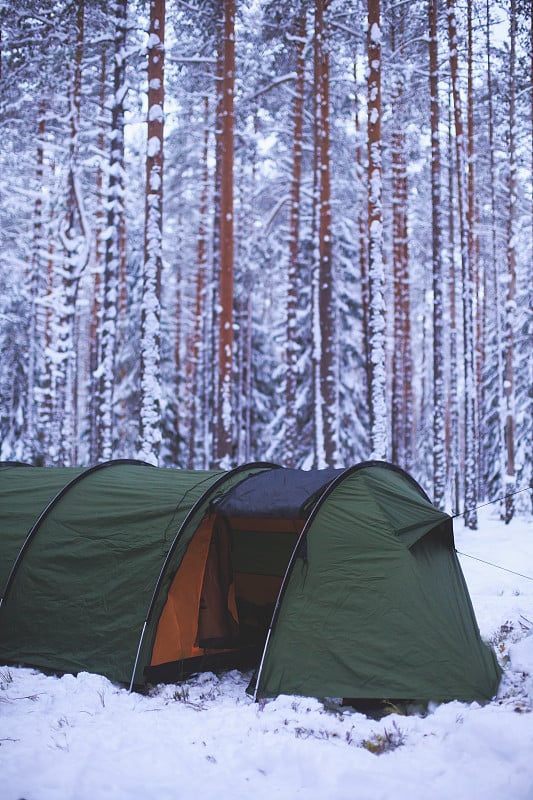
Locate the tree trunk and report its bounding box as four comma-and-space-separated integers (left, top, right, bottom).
467, 0, 482, 506
530, 0, 533, 514
484, 0, 506, 516
390, 8, 411, 474
55, 0, 88, 466
311, 0, 336, 467
447, 0, 477, 527
446, 91, 460, 513
24, 102, 46, 463
234, 111, 257, 464
354, 61, 370, 426
285, 9, 306, 467
39, 159, 57, 465
89, 43, 107, 465
367, 0, 387, 461
100, 0, 127, 461
503, 0, 517, 522
429, 0, 446, 508
186, 95, 210, 468
215, 0, 235, 466
139, 0, 165, 465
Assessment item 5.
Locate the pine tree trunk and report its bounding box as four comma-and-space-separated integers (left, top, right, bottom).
285, 9, 306, 467
56, 0, 88, 466
391, 77, 403, 466
39, 161, 57, 465
354, 62, 370, 422
209, 38, 224, 463
446, 93, 460, 514
24, 103, 46, 462
89, 44, 107, 465
172, 248, 182, 465
215, 0, 235, 466
186, 96, 210, 468
467, 0, 482, 506
367, 0, 387, 461
484, 0, 506, 515
311, 0, 336, 467
100, 0, 127, 461
139, 0, 165, 465
234, 110, 257, 464
447, 0, 477, 527
390, 9, 412, 474
429, 0, 446, 508
530, 0, 533, 514
503, 0, 518, 522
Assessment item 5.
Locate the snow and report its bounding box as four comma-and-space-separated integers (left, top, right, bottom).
147, 33, 161, 49
148, 103, 163, 123
146, 136, 161, 158
369, 22, 382, 45
1, 509, 532, 800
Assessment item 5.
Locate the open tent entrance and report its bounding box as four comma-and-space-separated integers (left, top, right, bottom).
145, 512, 305, 683
145, 467, 340, 684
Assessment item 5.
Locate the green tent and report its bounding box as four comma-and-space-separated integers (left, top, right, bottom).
0, 460, 501, 703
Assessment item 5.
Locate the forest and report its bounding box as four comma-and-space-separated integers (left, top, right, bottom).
0, 0, 531, 526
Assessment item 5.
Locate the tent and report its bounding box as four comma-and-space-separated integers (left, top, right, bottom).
0, 459, 501, 702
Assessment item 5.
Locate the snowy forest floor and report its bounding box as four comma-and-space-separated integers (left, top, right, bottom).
1, 507, 532, 800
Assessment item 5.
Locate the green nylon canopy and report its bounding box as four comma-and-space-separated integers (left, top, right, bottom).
0, 461, 501, 702
255, 465, 502, 702
0, 462, 270, 686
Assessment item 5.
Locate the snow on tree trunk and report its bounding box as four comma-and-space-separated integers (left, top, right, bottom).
215, 0, 235, 467
171, 249, 182, 466
354, 61, 370, 419
285, 10, 306, 468
38, 171, 56, 464
138, 0, 165, 466
55, 0, 89, 466
390, 7, 412, 475
467, 0, 482, 510
502, 0, 518, 522
447, 0, 477, 528
89, 44, 107, 465
23, 104, 46, 463
312, 0, 337, 468
234, 118, 256, 465
446, 98, 460, 514
185, 95, 210, 469
530, 0, 533, 515
483, 0, 506, 518
367, 0, 387, 461
99, 0, 128, 462
428, 0, 446, 509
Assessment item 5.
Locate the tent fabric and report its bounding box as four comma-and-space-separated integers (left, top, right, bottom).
254, 465, 502, 702
214, 467, 341, 518
0, 464, 85, 595
0, 460, 502, 703
0, 461, 272, 686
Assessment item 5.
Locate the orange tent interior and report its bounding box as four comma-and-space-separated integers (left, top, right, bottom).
149, 513, 304, 677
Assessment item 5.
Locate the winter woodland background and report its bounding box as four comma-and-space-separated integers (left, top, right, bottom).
0, 0, 531, 526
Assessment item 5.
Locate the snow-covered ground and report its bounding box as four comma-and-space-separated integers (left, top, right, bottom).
1, 507, 532, 800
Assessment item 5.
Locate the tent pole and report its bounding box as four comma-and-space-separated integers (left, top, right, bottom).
129, 620, 147, 692
253, 627, 273, 702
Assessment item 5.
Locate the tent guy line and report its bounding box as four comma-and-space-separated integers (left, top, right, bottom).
451, 486, 532, 521
456, 551, 533, 582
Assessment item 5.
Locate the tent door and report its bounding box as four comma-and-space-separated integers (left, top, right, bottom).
197, 518, 239, 649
